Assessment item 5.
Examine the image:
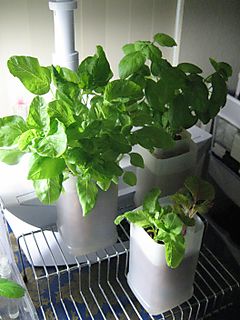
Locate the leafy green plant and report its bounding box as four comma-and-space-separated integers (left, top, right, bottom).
115, 176, 214, 268
119, 33, 232, 140
0, 278, 25, 299
0, 47, 147, 215
171, 176, 215, 226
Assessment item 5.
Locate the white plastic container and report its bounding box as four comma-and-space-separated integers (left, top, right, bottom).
57, 177, 118, 256
127, 215, 204, 315
134, 135, 197, 206
0, 203, 38, 319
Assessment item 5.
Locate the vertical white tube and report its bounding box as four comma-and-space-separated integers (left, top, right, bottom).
49, 0, 79, 71
172, 0, 185, 66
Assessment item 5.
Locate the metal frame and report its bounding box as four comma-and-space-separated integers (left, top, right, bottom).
16, 220, 239, 320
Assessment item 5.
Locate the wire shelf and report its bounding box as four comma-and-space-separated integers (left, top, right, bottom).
16, 217, 240, 320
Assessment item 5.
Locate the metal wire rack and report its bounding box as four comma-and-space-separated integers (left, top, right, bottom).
16, 213, 240, 320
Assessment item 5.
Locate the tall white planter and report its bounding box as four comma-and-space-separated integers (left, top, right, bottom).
134, 134, 197, 206
127, 215, 204, 315
57, 177, 118, 256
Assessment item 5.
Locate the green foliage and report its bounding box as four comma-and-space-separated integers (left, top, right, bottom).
115, 176, 215, 268
0, 278, 25, 299
33, 175, 63, 204
7, 56, 51, 95
123, 171, 137, 186
1, 48, 146, 216
119, 33, 232, 138
0, 148, 24, 165
0, 116, 27, 147
171, 176, 215, 222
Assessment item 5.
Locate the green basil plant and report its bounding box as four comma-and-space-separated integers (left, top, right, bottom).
115, 176, 215, 268
0, 47, 148, 215
119, 33, 232, 143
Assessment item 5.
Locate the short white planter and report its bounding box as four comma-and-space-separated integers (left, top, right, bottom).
127, 215, 204, 315
134, 133, 197, 206
57, 177, 118, 256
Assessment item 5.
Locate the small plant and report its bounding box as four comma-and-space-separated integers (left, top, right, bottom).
115, 176, 214, 268
119, 33, 232, 142
0, 278, 25, 299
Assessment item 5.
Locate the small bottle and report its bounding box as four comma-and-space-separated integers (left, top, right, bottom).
0, 257, 19, 319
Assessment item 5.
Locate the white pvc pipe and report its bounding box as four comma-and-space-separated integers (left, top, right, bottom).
172, 0, 185, 66
49, 0, 79, 71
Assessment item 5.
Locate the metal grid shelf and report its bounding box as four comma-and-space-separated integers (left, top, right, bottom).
17, 220, 240, 320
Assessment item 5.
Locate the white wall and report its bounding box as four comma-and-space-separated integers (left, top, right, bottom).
179, 0, 240, 93
1, 0, 240, 117
0, 0, 177, 116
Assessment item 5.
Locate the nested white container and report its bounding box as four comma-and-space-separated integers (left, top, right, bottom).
127, 215, 204, 315
57, 177, 118, 256
134, 133, 197, 206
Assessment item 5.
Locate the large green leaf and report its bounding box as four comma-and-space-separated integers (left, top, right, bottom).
154, 33, 177, 47
78, 46, 113, 89
0, 278, 25, 299
76, 177, 98, 216
33, 175, 63, 204
209, 73, 227, 118
104, 80, 143, 102
0, 116, 27, 147
184, 75, 209, 113
133, 126, 175, 149
47, 100, 75, 127
164, 234, 185, 268
28, 154, 65, 180
7, 56, 51, 95
35, 119, 67, 158
27, 96, 49, 130
0, 148, 24, 165
55, 66, 80, 84
143, 188, 161, 212
119, 51, 146, 79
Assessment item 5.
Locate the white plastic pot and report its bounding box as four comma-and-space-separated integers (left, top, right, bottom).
134, 133, 197, 206
127, 215, 204, 315
57, 177, 118, 256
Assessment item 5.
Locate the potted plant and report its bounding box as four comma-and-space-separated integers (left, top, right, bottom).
118, 33, 232, 205
115, 176, 215, 315
0, 46, 145, 256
